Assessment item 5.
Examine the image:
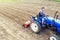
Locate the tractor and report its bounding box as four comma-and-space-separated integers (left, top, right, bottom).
23, 11, 60, 40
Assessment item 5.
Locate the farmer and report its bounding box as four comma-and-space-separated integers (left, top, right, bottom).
37, 7, 45, 25
37, 7, 45, 17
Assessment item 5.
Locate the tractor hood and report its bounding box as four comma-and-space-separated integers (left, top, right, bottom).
44, 16, 60, 27
54, 19, 60, 27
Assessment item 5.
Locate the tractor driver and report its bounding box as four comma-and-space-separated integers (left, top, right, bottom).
37, 7, 45, 25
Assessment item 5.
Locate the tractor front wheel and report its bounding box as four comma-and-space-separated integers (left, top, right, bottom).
30, 21, 41, 34
48, 34, 59, 40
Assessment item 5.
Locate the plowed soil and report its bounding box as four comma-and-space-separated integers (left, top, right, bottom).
0, 0, 60, 40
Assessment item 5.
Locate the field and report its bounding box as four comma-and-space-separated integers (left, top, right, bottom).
0, 0, 60, 40
0, 0, 17, 2
50, 0, 60, 2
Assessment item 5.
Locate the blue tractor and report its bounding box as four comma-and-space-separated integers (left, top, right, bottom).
23, 11, 60, 40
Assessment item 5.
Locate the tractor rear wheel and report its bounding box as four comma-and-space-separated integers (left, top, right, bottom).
48, 34, 59, 40
30, 21, 41, 34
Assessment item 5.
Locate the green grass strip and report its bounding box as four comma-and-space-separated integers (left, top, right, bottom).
49, 0, 60, 2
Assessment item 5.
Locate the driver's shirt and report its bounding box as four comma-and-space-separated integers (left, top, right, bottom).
37, 9, 45, 18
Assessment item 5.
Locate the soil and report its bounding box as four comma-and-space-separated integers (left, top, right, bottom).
0, 0, 60, 40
